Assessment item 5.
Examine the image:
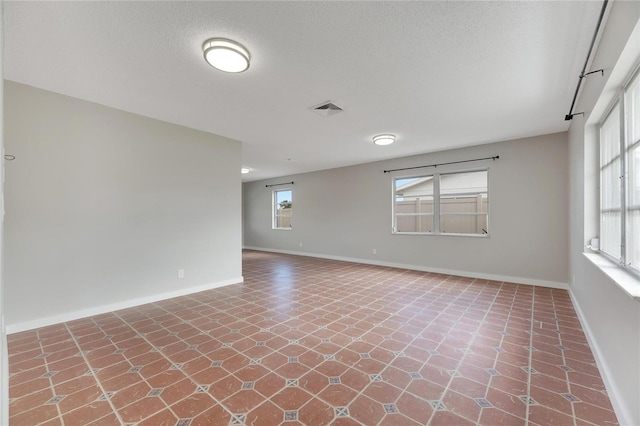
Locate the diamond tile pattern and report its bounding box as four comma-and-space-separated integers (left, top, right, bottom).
8, 250, 619, 425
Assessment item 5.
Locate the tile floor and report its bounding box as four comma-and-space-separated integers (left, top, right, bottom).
8, 250, 618, 425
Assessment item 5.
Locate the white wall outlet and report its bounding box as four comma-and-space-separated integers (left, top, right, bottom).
372, 248, 377, 255
299, 242, 303, 248
177, 268, 185, 279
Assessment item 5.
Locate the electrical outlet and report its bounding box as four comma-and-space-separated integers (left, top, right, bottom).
373, 248, 377, 255
299, 242, 303, 248
177, 268, 185, 279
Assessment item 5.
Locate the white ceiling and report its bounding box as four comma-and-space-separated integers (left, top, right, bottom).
4, 1, 601, 182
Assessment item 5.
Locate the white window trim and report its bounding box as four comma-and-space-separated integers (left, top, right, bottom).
272, 188, 293, 230
598, 99, 624, 263
391, 167, 490, 237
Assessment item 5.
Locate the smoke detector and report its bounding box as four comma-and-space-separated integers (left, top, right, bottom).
310, 101, 343, 117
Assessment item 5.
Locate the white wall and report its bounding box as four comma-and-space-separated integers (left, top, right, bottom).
244, 132, 569, 287
568, 2, 640, 425
4, 82, 243, 331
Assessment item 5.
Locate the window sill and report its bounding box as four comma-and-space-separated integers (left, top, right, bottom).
583, 252, 640, 301
392, 232, 489, 238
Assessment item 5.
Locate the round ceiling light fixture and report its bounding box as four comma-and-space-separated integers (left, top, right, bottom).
372, 134, 396, 146
203, 38, 250, 73
241, 167, 251, 174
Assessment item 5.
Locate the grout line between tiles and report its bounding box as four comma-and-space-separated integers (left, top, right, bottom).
555, 290, 579, 426
63, 322, 125, 426
525, 287, 535, 426
40, 329, 64, 425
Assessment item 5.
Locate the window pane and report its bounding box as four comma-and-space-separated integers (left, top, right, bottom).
276, 209, 292, 228
276, 190, 292, 206
628, 208, 640, 270
394, 176, 434, 233
600, 105, 621, 167
601, 163, 621, 209
601, 210, 621, 259
626, 71, 640, 145
629, 143, 640, 207
395, 213, 433, 232
600, 105, 622, 258
439, 171, 488, 235
440, 213, 488, 234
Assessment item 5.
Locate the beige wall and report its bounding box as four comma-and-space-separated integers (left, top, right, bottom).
244, 132, 569, 287
3, 82, 243, 330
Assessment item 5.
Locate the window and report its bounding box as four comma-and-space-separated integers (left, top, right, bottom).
393, 170, 488, 235
599, 66, 640, 274
273, 189, 292, 229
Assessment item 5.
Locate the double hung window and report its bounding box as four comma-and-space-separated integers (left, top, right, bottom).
273, 189, 293, 229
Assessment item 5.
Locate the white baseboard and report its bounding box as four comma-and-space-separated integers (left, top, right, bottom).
6, 277, 244, 335
569, 290, 633, 426
243, 246, 568, 290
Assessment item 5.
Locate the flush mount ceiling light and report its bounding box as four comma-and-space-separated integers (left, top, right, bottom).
241, 167, 251, 174
373, 134, 396, 146
203, 38, 250, 73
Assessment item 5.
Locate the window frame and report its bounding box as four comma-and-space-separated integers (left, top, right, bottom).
598, 63, 640, 277
272, 188, 293, 230
599, 101, 623, 261
391, 168, 490, 237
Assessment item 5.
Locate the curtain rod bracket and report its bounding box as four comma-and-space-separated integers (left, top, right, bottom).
582, 69, 604, 78
565, 112, 585, 121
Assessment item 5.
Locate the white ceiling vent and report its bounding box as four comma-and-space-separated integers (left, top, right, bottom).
310, 101, 343, 117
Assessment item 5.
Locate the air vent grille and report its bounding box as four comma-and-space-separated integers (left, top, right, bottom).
310, 101, 343, 117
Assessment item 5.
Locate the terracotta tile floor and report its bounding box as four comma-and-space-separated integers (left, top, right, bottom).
8, 250, 618, 425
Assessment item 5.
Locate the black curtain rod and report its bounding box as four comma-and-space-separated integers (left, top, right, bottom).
565, 0, 608, 121
265, 181, 294, 188
383, 156, 499, 174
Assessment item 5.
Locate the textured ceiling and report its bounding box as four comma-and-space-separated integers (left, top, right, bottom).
4, 1, 602, 181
